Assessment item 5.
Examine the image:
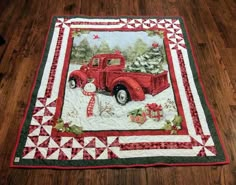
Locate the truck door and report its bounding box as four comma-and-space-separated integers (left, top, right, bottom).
88, 57, 104, 89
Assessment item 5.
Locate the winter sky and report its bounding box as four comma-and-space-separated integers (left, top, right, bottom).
73, 31, 163, 49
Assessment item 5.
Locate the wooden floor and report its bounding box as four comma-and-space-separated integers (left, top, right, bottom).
0, 0, 235, 184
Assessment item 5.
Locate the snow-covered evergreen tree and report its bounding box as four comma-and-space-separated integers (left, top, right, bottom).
71, 38, 93, 64
96, 41, 111, 54
125, 43, 164, 74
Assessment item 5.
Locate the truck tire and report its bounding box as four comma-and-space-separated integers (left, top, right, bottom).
114, 85, 130, 105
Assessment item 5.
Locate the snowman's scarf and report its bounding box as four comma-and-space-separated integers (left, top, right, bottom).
82, 90, 96, 117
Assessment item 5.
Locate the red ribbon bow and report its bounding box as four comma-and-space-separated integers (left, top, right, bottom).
146, 103, 162, 111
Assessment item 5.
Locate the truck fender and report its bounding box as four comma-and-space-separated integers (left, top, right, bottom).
69, 70, 87, 88
111, 77, 145, 101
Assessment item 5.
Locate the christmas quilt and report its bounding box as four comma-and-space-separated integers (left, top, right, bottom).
11, 16, 229, 169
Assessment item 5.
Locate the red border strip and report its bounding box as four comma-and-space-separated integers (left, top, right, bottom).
71, 21, 120, 25
52, 130, 188, 137
11, 159, 228, 169
176, 49, 203, 135
54, 29, 73, 119
45, 28, 65, 97
120, 141, 193, 150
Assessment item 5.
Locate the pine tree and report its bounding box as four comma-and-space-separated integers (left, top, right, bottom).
92, 45, 99, 55
133, 39, 148, 57
159, 45, 167, 64
71, 38, 93, 64
125, 43, 164, 74
123, 46, 136, 64
112, 45, 122, 53
123, 39, 148, 64
71, 44, 80, 63
77, 38, 93, 62
97, 41, 111, 54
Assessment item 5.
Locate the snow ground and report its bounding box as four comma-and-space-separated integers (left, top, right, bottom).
61, 64, 178, 131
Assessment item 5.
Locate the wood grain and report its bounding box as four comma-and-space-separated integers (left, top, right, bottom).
0, 0, 235, 184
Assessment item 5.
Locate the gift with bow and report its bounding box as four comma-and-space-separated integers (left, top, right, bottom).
145, 103, 163, 121
128, 108, 147, 124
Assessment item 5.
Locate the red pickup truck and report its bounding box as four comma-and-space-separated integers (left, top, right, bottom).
69, 53, 169, 105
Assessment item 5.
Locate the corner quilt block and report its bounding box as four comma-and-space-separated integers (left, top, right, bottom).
11, 16, 229, 169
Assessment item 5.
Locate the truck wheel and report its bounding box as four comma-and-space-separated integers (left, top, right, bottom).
114, 85, 130, 105
69, 77, 77, 89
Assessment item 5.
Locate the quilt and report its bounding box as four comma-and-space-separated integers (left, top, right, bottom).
11, 16, 229, 169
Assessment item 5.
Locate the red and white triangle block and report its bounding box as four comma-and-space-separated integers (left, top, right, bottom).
191, 135, 216, 156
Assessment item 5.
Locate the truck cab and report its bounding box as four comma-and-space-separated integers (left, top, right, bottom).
85, 54, 125, 90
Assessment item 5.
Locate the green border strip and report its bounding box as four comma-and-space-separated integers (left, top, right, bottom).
14, 17, 58, 159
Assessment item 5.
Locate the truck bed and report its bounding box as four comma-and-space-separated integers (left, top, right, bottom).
106, 70, 169, 95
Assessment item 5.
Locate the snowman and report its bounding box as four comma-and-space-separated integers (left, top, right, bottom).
84, 79, 96, 93
82, 79, 97, 117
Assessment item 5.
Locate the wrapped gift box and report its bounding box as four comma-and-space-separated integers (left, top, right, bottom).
145, 103, 163, 121
128, 108, 147, 124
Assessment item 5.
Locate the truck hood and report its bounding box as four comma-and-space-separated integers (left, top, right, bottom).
80, 64, 88, 72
